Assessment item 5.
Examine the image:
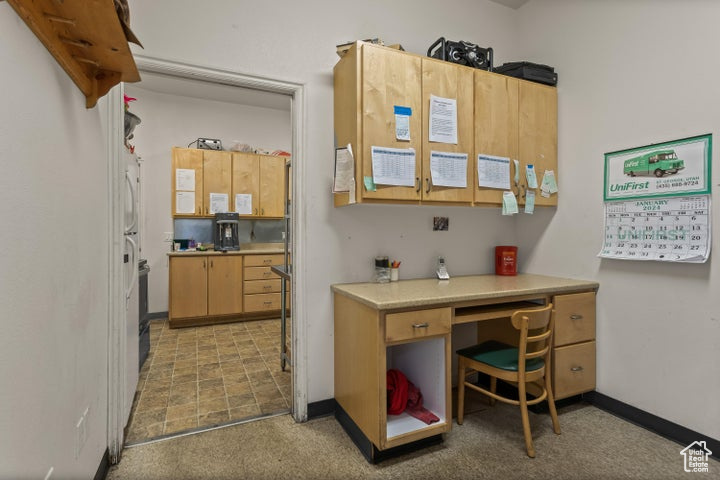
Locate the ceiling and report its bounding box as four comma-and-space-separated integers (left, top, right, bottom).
488, 0, 530, 8
129, 71, 291, 111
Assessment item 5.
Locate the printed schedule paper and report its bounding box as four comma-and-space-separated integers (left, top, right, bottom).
371, 146, 416, 187
598, 195, 711, 263
477, 154, 511, 190
428, 95, 458, 144
430, 151, 468, 188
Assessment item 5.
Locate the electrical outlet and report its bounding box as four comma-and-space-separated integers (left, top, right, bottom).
163, 232, 174, 242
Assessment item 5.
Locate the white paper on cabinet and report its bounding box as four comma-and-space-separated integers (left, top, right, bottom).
429, 95, 458, 144
235, 194, 253, 214
371, 146, 416, 187
176, 191, 196, 214
209, 193, 229, 214
477, 154, 511, 190
430, 151, 467, 188
176, 169, 195, 191
333, 145, 354, 192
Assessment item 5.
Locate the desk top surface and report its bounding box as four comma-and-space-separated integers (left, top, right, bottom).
331, 274, 599, 310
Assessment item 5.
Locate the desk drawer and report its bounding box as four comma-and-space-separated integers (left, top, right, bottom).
554, 292, 596, 346
244, 266, 279, 281
244, 254, 286, 267
244, 279, 281, 294
385, 308, 451, 343
553, 340, 596, 399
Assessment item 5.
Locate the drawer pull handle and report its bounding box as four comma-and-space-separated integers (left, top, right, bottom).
264, 259, 272, 264
263, 285, 272, 290
263, 301, 273, 305
570, 366, 584, 372
412, 322, 430, 329
570, 314, 583, 320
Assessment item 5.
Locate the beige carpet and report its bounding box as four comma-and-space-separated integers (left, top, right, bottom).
108, 402, 718, 479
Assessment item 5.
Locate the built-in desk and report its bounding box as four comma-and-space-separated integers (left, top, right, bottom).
332, 274, 599, 462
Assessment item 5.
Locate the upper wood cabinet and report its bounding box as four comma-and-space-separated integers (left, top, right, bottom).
171, 147, 204, 216
519, 81, 558, 206
172, 148, 286, 218
474, 70, 519, 205
232, 152, 286, 218
358, 44, 422, 202
421, 59, 474, 204
333, 41, 558, 208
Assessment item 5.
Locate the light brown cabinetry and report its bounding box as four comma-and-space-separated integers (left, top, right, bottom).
552, 292, 596, 399
243, 254, 289, 312
231, 152, 286, 218
519, 82, 558, 206
172, 148, 286, 218
169, 255, 243, 325
171, 147, 232, 217
333, 41, 558, 208
334, 294, 451, 457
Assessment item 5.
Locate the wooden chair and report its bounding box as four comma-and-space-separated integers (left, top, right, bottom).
456, 304, 560, 458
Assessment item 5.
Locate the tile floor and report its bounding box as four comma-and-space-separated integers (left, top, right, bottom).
125, 318, 291, 444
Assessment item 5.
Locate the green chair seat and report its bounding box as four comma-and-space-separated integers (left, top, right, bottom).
456, 340, 544, 372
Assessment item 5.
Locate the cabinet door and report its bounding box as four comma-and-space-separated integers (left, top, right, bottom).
207, 256, 243, 315
361, 45, 422, 201
421, 59, 474, 203
169, 256, 207, 319
172, 148, 204, 216
259, 155, 285, 217
519, 81, 557, 206
474, 71, 519, 205
202, 150, 233, 216
232, 153, 260, 217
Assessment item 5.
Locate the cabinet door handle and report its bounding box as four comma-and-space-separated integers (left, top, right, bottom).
570, 366, 584, 372
254, 208, 258, 215
210, 260, 214, 268
425, 178, 431, 194
205, 206, 208, 215
202, 260, 206, 269
570, 314, 583, 320
261, 208, 264, 215
416, 177, 421, 193
521, 184, 527, 199
197, 206, 201, 214
412, 322, 430, 329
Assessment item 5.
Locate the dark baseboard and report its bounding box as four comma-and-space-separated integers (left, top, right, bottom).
584, 391, 719, 461
93, 448, 110, 480
334, 400, 443, 463
146, 311, 168, 320
307, 398, 335, 419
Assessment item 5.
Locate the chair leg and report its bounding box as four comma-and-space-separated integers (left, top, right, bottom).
518, 381, 535, 458
545, 374, 561, 435
489, 376, 497, 406
457, 360, 465, 425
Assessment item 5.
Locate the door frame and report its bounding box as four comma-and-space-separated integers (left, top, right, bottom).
106, 56, 307, 461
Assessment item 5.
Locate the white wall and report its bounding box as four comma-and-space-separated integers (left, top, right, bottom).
121, 86, 291, 312
0, 5, 109, 478
516, 0, 720, 439
127, 0, 522, 404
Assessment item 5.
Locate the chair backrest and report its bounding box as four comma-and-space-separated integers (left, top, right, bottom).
510, 304, 555, 372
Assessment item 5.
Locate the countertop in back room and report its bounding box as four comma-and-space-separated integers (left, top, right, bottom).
167, 243, 286, 256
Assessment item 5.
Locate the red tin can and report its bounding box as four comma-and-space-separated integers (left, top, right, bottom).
495, 246, 518, 276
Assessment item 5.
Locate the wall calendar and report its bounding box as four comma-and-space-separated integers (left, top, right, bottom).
599, 134, 712, 263
599, 195, 711, 263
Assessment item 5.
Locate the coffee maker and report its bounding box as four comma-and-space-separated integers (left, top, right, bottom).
213, 213, 240, 251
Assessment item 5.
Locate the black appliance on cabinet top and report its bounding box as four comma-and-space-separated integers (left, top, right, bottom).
213, 212, 240, 251
493, 61, 558, 86
427, 37, 493, 71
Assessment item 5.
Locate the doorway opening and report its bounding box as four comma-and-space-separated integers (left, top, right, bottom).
107, 56, 306, 455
